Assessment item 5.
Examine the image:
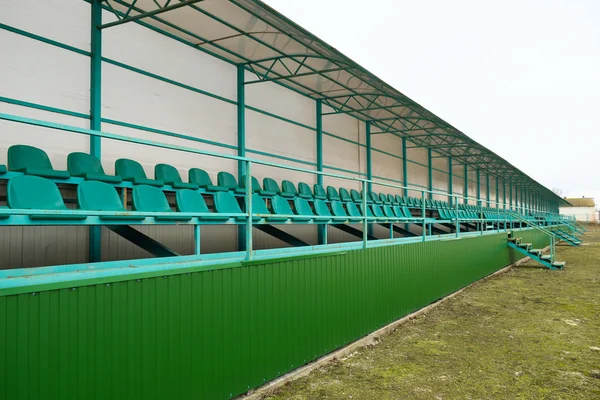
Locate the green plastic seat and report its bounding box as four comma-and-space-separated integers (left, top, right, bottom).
379, 193, 391, 205
251, 193, 288, 223
8, 145, 70, 179
331, 201, 361, 223
387, 194, 398, 205
383, 205, 398, 220
78, 180, 145, 221
316, 200, 349, 222
313, 184, 327, 200
438, 208, 450, 220
264, 178, 288, 197
241, 176, 276, 197
360, 204, 376, 219
213, 192, 246, 221
297, 182, 313, 199
67, 152, 122, 183
339, 188, 352, 202
296, 198, 330, 221
0, 165, 6, 174
132, 185, 190, 221
155, 164, 199, 190
371, 204, 388, 220
175, 189, 228, 221
368, 192, 381, 204
392, 205, 405, 218
272, 196, 311, 222
326, 186, 340, 202
189, 168, 227, 192
217, 172, 246, 194
345, 202, 363, 219
7, 175, 86, 220
115, 159, 164, 187
281, 180, 298, 198
400, 196, 408, 206
350, 189, 364, 203
402, 206, 415, 219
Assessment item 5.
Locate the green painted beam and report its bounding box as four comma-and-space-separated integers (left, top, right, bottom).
464, 164, 468, 205
427, 148, 433, 200
237, 65, 246, 251
317, 99, 325, 245
402, 138, 408, 197
448, 157, 453, 204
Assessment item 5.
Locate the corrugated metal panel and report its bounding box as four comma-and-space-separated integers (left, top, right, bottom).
0, 231, 522, 399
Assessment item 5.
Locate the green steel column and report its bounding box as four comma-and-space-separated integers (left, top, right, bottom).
509, 181, 513, 210
402, 137, 408, 197
463, 164, 468, 205
503, 180, 506, 209
317, 100, 325, 244
495, 176, 499, 209
89, 0, 102, 263
447, 157, 453, 204
476, 168, 481, 207
427, 148, 433, 200
366, 121, 373, 237
237, 65, 246, 251
486, 173, 490, 207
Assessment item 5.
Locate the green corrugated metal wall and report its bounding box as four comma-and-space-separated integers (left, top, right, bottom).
0, 230, 549, 399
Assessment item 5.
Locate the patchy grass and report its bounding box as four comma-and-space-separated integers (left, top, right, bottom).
266, 228, 600, 400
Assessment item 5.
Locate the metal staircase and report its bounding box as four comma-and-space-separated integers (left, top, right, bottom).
507, 236, 565, 270
554, 229, 581, 246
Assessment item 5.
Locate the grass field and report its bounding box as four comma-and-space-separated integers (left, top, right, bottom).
266, 227, 600, 400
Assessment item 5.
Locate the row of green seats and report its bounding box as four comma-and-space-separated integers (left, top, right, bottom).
2, 175, 425, 225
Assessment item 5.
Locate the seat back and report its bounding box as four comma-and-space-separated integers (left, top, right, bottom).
395, 195, 403, 205
379, 193, 388, 203
387, 194, 396, 205
331, 201, 348, 217
116, 158, 148, 180
393, 206, 405, 218
368, 192, 379, 203
189, 168, 214, 187
294, 197, 315, 216
298, 182, 313, 198
383, 205, 396, 218
176, 189, 210, 213
132, 185, 171, 212
350, 189, 362, 203
402, 206, 414, 218
155, 164, 183, 184
8, 145, 53, 171
78, 181, 125, 211
326, 186, 340, 201
314, 199, 333, 216
372, 204, 385, 217
339, 188, 352, 202
218, 171, 239, 190
214, 192, 243, 214
281, 180, 298, 196
313, 184, 327, 199
68, 152, 105, 176
240, 175, 262, 192
8, 175, 67, 210
272, 196, 294, 215
345, 202, 362, 217
263, 178, 281, 193
361, 204, 375, 217
252, 193, 271, 214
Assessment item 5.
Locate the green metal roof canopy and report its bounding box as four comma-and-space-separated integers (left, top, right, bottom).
99, 0, 564, 204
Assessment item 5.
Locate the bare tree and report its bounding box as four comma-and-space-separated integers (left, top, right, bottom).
552, 187, 563, 197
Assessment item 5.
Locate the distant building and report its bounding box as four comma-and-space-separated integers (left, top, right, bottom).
559, 197, 597, 222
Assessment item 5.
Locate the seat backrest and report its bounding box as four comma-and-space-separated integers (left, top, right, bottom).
313, 184, 327, 198
379, 193, 388, 203
345, 201, 362, 217
393, 205, 405, 218
368, 192, 379, 203
326, 186, 340, 201
115, 158, 148, 180
331, 201, 348, 217
402, 206, 414, 218
294, 197, 315, 216
350, 189, 362, 203
395, 195, 403, 205
189, 168, 213, 187
272, 196, 294, 215
372, 204, 385, 217
132, 185, 171, 212
387, 194, 396, 204
383, 205, 396, 218
78, 180, 125, 211
339, 188, 352, 202
8, 175, 67, 210
8, 145, 54, 171
176, 189, 210, 213
214, 192, 243, 214
240, 175, 262, 192
263, 178, 281, 193
298, 182, 313, 198
314, 199, 333, 216
281, 180, 298, 195
361, 204, 375, 217
218, 171, 239, 190
155, 164, 183, 184
251, 193, 270, 214
68, 152, 105, 176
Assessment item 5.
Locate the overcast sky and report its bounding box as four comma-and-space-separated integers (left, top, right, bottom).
263, 0, 600, 206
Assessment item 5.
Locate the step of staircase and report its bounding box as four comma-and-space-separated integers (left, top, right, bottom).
552, 261, 566, 269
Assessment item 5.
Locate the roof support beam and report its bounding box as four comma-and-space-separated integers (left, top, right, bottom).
99, 0, 205, 30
